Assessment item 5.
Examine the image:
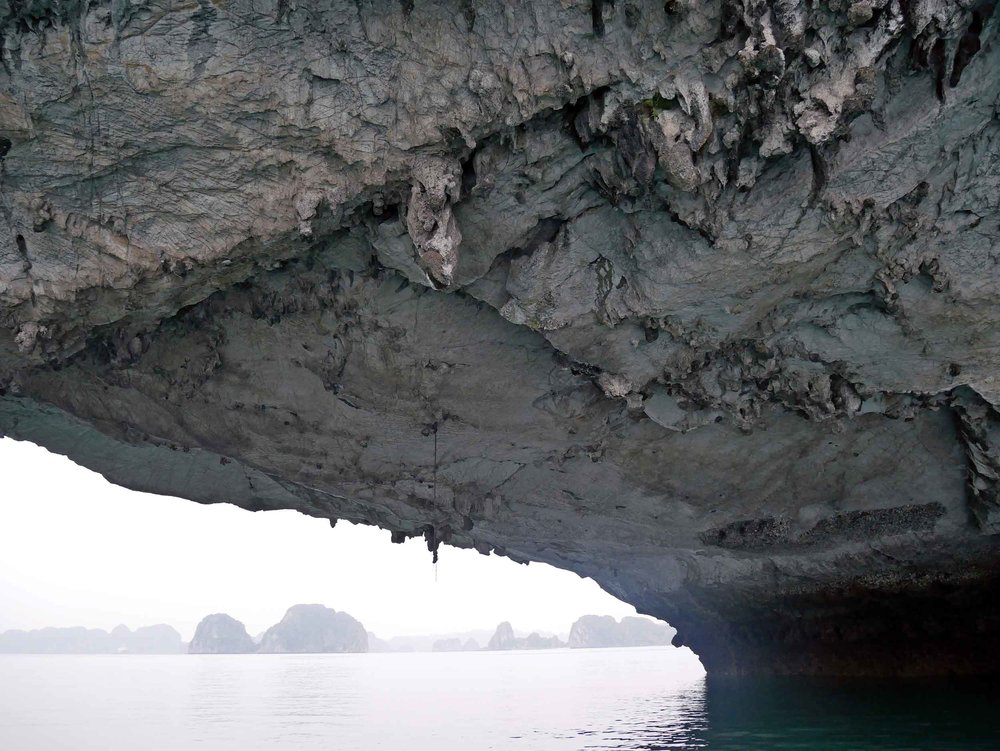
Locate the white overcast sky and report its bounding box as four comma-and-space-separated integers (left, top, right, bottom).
0, 437, 636, 640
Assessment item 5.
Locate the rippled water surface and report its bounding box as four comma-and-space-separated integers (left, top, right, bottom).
1, 648, 997, 749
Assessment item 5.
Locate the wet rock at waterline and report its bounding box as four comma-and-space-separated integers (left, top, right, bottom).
2, 0, 1000, 675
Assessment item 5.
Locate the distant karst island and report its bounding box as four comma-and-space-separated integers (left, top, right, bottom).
481, 616, 676, 651
487, 621, 564, 651
189, 605, 368, 654
2, 608, 675, 655
187, 613, 257, 654
569, 615, 677, 649
0, 623, 184, 654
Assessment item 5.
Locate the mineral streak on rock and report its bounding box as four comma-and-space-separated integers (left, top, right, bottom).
2, 0, 1000, 675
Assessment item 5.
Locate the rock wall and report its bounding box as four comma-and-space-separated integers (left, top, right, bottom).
2, 0, 1000, 674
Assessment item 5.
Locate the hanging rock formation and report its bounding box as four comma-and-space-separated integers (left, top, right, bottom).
2, 0, 1000, 675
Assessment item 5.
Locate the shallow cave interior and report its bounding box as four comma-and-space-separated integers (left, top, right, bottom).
2, 0, 1000, 675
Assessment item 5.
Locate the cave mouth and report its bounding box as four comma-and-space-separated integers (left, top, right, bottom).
3, 368, 1000, 678
0, 436, 699, 665
0, 0, 998, 686
5, 433, 1000, 749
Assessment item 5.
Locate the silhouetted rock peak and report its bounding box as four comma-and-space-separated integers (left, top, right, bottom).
568, 616, 676, 649
258, 605, 367, 654
119, 624, 184, 654
189, 614, 256, 654
487, 621, 516, 651
110, 624, 131, 642
487, 622, 565, 651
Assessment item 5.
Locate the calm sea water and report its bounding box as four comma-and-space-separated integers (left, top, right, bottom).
1, 647, 997, 750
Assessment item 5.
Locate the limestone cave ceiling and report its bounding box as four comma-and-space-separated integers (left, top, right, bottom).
1, 0, 999, 674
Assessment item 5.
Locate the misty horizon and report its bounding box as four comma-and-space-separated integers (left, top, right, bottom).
0, 438, 638, 640
0, 607, 657, 644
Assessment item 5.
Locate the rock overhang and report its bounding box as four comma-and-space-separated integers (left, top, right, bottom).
2, 0, 1000, 674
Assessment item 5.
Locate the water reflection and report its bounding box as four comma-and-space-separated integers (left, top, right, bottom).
584, 676, 1000, 750
2, 651, 998, 750
705, 677, 1000, 750
589, 682, 709, 750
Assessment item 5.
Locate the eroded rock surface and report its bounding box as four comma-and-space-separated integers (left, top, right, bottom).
2, 0, 1000, 675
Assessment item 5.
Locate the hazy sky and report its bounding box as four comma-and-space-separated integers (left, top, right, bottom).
0, 437, 636, 640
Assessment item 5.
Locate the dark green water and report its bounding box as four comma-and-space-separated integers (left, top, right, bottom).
1, 649, 997, 749
616, 677, 1000, 750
